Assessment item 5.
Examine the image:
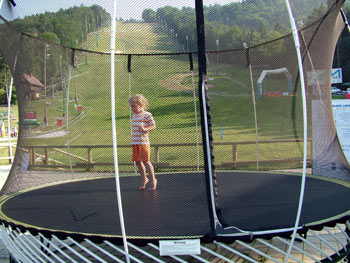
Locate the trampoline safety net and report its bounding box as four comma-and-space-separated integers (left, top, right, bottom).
0, 0, 349, 244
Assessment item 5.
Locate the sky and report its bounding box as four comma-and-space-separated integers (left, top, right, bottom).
6, 0, 238, 20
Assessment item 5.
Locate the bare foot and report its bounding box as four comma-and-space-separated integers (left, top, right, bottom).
139, 178, 149, 190
149, 179, 157, 190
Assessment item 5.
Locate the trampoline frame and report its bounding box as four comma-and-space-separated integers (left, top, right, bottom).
1, 222, 350, 262
1, 170, 350, 245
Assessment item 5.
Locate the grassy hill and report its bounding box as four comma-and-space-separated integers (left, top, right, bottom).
20, 22, 307, 172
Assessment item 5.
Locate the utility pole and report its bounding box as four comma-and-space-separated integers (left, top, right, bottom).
43, 43, 48, 126
216, 39, 219, 65
186, 35, 189, 52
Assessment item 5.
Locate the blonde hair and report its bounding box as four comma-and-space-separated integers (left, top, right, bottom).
129, 94, 149, 110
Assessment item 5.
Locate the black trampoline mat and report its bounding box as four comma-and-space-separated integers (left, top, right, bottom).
217, 172, 350, 232
1, 172, 350, 239
1, 172, 211, 239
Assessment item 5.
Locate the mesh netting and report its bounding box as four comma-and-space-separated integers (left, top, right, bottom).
0, 0, 349, 243
208, 2, 349, 177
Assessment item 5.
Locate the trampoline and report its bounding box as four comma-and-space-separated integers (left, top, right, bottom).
1, 171, 350, 243
1, 0, 350, 262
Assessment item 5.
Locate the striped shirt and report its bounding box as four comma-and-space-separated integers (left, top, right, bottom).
131, 111, 155, 145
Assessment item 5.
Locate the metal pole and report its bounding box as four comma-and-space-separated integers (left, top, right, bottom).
195, 0, 219, 238
110, 0, 130, 262
283, 1, 308, 262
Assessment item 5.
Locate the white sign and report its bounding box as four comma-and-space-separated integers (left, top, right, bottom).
331, 68, 342, 84
307, 70, 327, 86
332, 99, 350, 164
306, 68, 342, 86
159, 239, 200, 256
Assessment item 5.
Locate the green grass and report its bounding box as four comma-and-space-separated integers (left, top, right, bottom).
20, 22, 311, 172
332, 94, 345, 99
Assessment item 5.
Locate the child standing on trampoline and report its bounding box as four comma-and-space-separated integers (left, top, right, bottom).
129, 94, 157, 190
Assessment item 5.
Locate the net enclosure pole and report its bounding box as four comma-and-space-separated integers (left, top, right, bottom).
189, 54, 200, 171
110, 0, 130, 262
127, 55, 138, 176
195, 0, 220, 237
7, 77, 13, 162
7, 54, 17, 163
340, 8, 350, 33
283, 1, 308, 262
244, 43, 260, 170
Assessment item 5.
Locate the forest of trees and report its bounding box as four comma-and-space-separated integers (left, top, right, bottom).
0, 53, 15, 105
0, 4, 110, 105
11, 5, 110, 47
334, 4, 350, 85
1, 0, 350, 105
142, 0, 332, 52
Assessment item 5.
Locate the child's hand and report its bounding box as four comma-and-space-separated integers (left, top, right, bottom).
137, 124, 146, 132
137, 123, 155, 132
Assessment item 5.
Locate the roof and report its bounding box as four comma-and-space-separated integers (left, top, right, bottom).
22, 74, 43, 88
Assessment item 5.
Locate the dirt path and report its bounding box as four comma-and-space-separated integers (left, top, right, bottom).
160, 73, 192, 91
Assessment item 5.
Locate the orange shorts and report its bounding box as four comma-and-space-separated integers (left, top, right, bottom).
132, 144, 151, 162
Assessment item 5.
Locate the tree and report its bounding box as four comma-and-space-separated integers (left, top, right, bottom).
0, 52, 17, 105
258, 21, 268, 39
39, 32, 60, 44
142, 9, 156, 23
307, 4, 328, 24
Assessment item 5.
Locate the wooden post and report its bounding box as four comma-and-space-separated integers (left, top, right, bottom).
28, 148, 32, 165
308, 139, 312, 162
154, 146, 160, 164
8, 146, 12, 164
30, 148, 35, 165
154, 145, 160, 171
232, 143, 237, 163
87, 147, 92, 171
44, 147, 49, 165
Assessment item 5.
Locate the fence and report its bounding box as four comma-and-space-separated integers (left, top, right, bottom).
23, 138, 312, 171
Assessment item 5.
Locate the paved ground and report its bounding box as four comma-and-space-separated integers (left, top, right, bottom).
0, 240, 8, 263
0, 165, 11, 190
